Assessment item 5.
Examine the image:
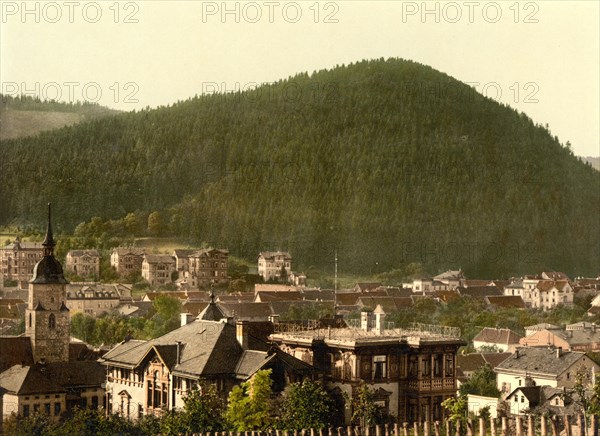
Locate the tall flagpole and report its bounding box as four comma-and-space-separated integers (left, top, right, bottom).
334, 250, 338, 292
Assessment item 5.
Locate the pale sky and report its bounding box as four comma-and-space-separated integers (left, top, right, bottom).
1, 1, 599, 156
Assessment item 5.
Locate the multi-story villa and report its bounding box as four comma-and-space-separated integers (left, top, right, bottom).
258, 251, 291, 282
0, 237, 44, 289
269, 306, 465, 423
141, 254, 176, 286
186, 248, 229, 288
65, 249, 101, 279
110, 248, 146, 277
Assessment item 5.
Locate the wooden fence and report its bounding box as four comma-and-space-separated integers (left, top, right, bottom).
190, 415, 600, 436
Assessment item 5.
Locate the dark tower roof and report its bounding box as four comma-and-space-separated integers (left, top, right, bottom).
31, 204, 68, 285
197, 284, 226, 321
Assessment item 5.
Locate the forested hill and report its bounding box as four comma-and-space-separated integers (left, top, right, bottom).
1, 58, 598, 277
0, 94, 119, 140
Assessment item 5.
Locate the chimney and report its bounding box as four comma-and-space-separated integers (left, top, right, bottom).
593, 323, 597, 333
236, 320, 248, 349
374, 305, 386, 335
181, 312, 193, 327
176, 341, 182, 365
515, 349, 520, 358
556, 347, 562, 358
361, 310, 374, 332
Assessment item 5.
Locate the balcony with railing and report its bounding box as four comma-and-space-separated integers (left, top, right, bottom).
407, 377, 455, 391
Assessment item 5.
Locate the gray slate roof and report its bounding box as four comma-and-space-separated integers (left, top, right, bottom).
0, 360, 105, 395
100, 320, 244, 377
496, 348, 587, 376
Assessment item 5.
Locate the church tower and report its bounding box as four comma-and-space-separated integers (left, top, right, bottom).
25, 204, 70, 363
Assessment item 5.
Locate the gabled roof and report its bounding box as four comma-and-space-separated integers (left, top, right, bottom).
456, 353, 486, 373
140, 344, 179, 370
356, 296, 413, 311
482, 352, 512, 368
433, 270, 464, 280
544, 329, 600, 347
496, 348, 590, 376
112, 248, 145, 256
217, 294, 255, 303
1, 241, 43, 250
566, 321, 596, 330
541, 271, 570, 281
173, 249, 195, 258
536, 280, 557, 292
67, 249, 100, 258
484, 295, 526, 309
143, 254, 175, 264
506, 386, 542, 405
0, 364, 64, 395
258, 251, 291, 260
269, 301, 334, 317
190, 248, 229, 257
457, 352, 512, 373
525, 323, 561, 331
235, 350, 274, 378
462, 280, 491, 287
219, 302, 274, 320
383, 287, 413, 298
301, 290, 335, 301
354, 283, 383, 292
457, 286, 502, 299
431, 290, 460, 302
100, 320, 244, 377
489, 280, 512, 289
335, 291, 387, 306
0, 336, 33, 372
0, 360, 105, 395
473, 328, 521, 345
255, 291, 303, 302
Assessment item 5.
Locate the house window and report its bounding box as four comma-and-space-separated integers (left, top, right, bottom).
514, 396, 518, 402
521, 395, 525, 403
409, 357, 419, 377
373, 355, 387, 379
422, 356, 431, 377
54, 402, 61, 416
433, 354, 443, 377
49, 314, 56, 329
23, 405, 30, 417
555, 398, 560, 405
445, 355, 454, 376
44, 403, 51, 414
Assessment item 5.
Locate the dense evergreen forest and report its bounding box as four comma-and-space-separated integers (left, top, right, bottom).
1, 58, 598, 277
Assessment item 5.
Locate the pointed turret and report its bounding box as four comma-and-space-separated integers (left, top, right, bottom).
31, 203, 67, 285
42, 203, 56, 256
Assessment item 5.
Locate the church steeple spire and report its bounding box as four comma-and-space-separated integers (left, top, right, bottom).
30, 203, 67, 285
42, 203, 55, 256
27, 203, 70, 363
